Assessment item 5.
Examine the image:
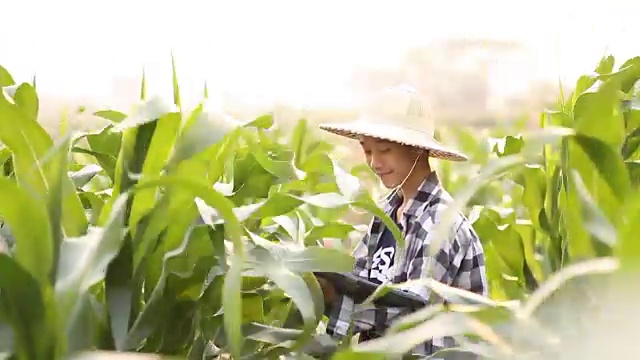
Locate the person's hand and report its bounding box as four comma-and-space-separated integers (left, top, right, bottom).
315, 275, 336, 305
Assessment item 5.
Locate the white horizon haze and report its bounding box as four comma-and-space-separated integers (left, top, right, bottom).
3, 0, 638, 113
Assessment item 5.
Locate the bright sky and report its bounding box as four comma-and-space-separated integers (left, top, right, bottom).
3, 0, 638, 111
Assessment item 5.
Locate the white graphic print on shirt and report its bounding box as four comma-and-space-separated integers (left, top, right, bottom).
370, 245, 395, 283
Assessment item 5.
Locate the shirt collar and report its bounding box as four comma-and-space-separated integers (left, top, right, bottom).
384, 171, 442, 218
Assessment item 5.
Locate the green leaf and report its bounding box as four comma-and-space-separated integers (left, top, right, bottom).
245, 235, 355, 273
331, 351, 386, 360
0, 177, 53, 285
99, 109, 160, 224
595, 54, 615, 75
244, 114, 274, 129
113, 97, 177, 131
599, 56, 640, 93
0, 84, 50, 192
56, 194, 129, 340
77, 191, 106, 226
621, 127, 640, 160
128, 111, 182, 234
428, 154, 529, 257
0, 84, 88, 238
627, 160, 640, 184
132, 174, 244, 357
241, 294, 264, 324
472, 209, 525, 281
616, 190, 640, 268
493, 135, 524, 157
140, 68, 147, 101
223, 255, 244, 358
516, 165, 546, 230
104, 235, 133, 351
69, 164, 103, 188
290, 118, 308, 168
123, 224, 212, 350
171, 52, 181, 110
516, 257, 618, 319
559, 170, 593, 260
201, 190, 404, 249
572, 82, 625, 147
13, 83, 39, 121
246, 246, 318, 349
133, 175, 243, 245
625, 107, 640, 133
243, 133, 298, 180
53, 147, 90, 238
569, 170, 617, 249
571, 134, 631, 202
170, 106, 240, 165
71, 147, 117, 182
84, 126, 122, 161
0, 254, 55, 359
350, 312, 486, 357
131, 198, 171, 275
45, 137, 71, 284
0, 66, 15, 86
331, 158, 361, 200
304, 222, 357, 245
93, 110, 127, 123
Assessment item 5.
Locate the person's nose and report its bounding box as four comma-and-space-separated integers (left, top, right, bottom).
369, 153, 384, 173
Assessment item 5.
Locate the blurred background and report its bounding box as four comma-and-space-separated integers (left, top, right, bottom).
3, 0, 638, 135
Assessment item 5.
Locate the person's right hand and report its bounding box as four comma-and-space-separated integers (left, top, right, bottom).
315, 275, 336, 305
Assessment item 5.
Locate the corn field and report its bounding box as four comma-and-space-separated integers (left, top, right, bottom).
0, 53, 639, 360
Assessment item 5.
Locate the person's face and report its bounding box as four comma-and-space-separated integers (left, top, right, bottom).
359, 136, 420, 189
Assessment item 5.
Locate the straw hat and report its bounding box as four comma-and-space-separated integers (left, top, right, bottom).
318, 86, 468, 162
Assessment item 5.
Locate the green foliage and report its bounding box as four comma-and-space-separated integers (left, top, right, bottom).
0, 53, 638, 360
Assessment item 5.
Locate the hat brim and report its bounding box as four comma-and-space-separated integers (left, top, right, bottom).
318, 120, 469, 162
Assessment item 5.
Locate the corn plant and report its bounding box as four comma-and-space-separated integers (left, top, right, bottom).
348, 55, 640, 359
0, 59, 406, 360
0, 53, 639, 360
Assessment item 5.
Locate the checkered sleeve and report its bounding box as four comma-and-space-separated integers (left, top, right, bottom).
399, 211, 488, 355
434, 219, 487, 356
402, 212, 487, 295
450, 221, 488, 297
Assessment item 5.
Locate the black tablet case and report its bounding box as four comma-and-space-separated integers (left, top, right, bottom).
314, 271, 428, 309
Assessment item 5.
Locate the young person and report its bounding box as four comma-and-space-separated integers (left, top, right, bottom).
316, 86, 488, 358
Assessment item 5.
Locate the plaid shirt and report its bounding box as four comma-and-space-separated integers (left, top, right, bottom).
325, 172, 488, 357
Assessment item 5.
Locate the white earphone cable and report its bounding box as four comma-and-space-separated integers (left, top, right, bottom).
371, 150, 424, 205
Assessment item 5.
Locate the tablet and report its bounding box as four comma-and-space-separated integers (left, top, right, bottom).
314, 271, 428, 309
